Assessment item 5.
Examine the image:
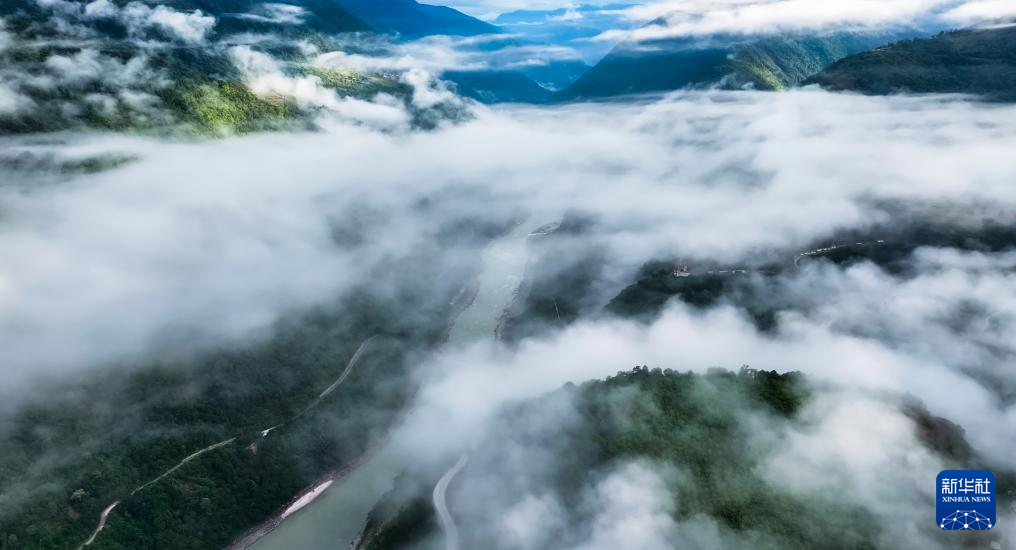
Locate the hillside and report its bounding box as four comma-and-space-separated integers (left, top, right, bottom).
335, 0, 497, 37
354, 367, 1011, 549
807, 24, 1016, 100
444, 70, 554, 103
0, 212, 508, 549
0, 0, 433, 134
559, 30, 915, 99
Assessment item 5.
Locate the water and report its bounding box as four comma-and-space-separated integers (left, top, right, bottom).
252, 216, 542, 550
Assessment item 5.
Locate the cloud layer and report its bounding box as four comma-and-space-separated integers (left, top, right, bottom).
593, 0, 1016, 42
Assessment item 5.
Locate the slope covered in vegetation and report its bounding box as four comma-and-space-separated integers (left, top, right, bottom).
807, 24, 1016, 100
355, 366, 1011, 549
0, 210, 508, 549
559, 31, 913, 99
0, 0, 391, 135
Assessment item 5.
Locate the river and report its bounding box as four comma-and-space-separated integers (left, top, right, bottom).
251, 215, 542, 550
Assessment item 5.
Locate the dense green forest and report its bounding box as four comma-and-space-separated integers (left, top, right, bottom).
355, 366, 1011, 549
808, 25, 1016, 99
0, 0, 435, 135
558, 30, 914, 99
0, 210, 509, 549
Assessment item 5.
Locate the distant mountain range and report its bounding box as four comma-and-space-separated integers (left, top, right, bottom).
807, 24, 1016, 100
558, 28, 927, 100
492, 3, 638, 63
444, 70, 553, 103
334, 0, 497, 37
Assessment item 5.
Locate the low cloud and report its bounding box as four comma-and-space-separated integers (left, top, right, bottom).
315, 33, 583, 75
234, 3, 310, 25
4, 91, 1016, 391
34, 0, 216, 44
941, 0, 1016, 24
592, 0, 1016, 42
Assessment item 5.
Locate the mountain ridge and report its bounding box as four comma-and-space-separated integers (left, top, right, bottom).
806, 23, 1016, 100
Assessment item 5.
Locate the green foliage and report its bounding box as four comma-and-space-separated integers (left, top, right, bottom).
173, 81, 298, 135
808, 25, 1016, 99
358, 368, 881, 549
304, 68, 409, 99
558, 31, 909, 99
0, 239, 481, 549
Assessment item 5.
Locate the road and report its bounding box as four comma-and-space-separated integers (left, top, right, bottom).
131, 437, 237, 495
78, 501, 119, 549
78, 335, 380, 549
295, 335, 379, 418
432, 455, 469, 550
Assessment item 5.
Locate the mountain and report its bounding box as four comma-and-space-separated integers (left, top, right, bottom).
334, 0, 497, 37
167, 0, 371, 36
806, 24, 1016, 100
0, 0, 425, 134
558, 28, 921, 100
444, 70, 553, 103
492, 3, 638, 63
516, 59, 591, 91
353, 366, 1009, 549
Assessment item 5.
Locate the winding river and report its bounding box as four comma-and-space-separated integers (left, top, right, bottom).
251, 216, 542, 550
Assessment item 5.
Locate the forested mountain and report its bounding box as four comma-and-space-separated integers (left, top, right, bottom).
0, 208, 509, 549
2, 0, 370, 41
334, 0, 497, 37
558, 29, 919, 99
807, 24, 1016, 100
492, 3, 637, 63
354, 367, 1012, 549
0, 0, 448, 134
445, 70, 554, 103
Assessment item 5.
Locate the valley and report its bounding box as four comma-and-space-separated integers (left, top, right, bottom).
2, 2, 1016, 550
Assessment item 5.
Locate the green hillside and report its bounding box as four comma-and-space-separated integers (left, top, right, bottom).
0, 0, 383, 135
0, 214, 507, 550
354, 367, 1010, 549
807, 24, 1016, 100
559, 31, 913, 99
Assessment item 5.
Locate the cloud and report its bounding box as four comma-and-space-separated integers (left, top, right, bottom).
0, 82, 34, 115
760, 393, 948, 548
3, 10, 1016, 542
590, 0, 1015, 42
5, 90, 1016, 388
580, 462, 683, 550
82, 0, 117, 19
228, 45, 414, 128
122, 3, 216, 44
314, 34, 582, 75
235, 3, 310, 25
33, 0, 216, 44
941, 0, 1016, 24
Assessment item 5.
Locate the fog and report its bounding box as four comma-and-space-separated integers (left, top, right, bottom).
4, 90, 1016, 382
3, 13, 1016, 542
595, 0, 1016, 42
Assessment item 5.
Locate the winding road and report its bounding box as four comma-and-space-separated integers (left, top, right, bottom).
77, 335, 380, 549
432, 454, 469, 550
78, 501, 119, 549
131, 438, 237, 495
295, 335, 379, 418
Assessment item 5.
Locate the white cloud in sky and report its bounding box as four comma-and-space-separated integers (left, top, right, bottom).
588, 0, 1016, 42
